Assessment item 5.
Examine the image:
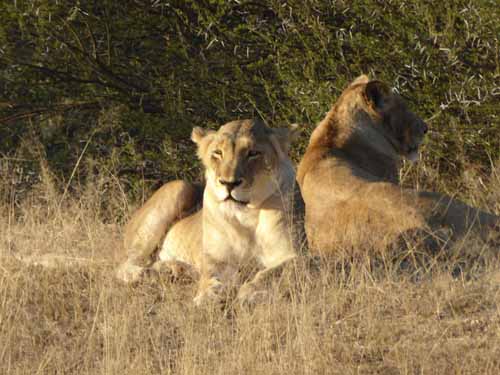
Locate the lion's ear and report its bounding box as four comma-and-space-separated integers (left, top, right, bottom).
191, 126, 216, 144
270, 123, 300, 160
191, 127, 216, 160
363, 80, 391, 112
191, 127, 207, 145
350, 74, 370, 86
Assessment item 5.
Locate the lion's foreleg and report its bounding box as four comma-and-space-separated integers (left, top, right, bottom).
193, 255, 238, 306
236, 258, 294, 305
238, 218, 298, 305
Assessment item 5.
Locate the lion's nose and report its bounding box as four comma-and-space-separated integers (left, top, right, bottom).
219, 179, 242, 191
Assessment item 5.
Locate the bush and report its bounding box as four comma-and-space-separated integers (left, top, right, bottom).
1, 0, 499, 200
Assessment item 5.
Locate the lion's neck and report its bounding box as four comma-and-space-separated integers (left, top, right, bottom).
341, 133, 401, 183
349, 113, 401, 180
306, 106, 401, 183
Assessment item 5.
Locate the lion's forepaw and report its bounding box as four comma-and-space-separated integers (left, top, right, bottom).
115, 261, 148, 284
193, 278, 224, 307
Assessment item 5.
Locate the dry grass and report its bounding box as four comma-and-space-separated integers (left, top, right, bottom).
1, 161, 500, 375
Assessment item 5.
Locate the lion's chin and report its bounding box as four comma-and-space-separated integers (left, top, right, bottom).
217, 198, 250, 218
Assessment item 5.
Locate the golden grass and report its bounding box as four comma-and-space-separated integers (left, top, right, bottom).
1, 162, 499, 374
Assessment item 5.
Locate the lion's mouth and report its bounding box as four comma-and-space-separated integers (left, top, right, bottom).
224, 195, 249, 205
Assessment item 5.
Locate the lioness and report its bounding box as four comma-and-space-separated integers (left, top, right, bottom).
297, 75, 499, 254
117, 119, 304, 305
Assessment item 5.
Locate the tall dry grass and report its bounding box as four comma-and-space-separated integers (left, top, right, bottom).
0, 157, 499, 375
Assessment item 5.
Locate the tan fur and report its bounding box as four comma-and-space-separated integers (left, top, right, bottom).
115, 180, 203, 283
118, 119, 304, 306
297, 76, 499, 254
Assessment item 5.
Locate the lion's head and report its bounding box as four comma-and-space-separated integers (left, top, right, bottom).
339, 75, 428, 162
192, 119, 298, 210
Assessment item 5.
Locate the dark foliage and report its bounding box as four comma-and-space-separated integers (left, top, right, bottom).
1, 0, 499, 197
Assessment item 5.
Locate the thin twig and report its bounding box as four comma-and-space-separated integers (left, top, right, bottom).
58, 131, 95, 208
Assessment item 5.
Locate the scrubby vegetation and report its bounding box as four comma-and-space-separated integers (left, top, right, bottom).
2, 0, 499, 195
1, 1, 499, 374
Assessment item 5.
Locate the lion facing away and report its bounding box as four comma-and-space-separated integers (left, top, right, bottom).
297, 75, 499, 254
117, 119, 305, 305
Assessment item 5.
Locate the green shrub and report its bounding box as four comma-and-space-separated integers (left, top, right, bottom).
1, 0, 498, 200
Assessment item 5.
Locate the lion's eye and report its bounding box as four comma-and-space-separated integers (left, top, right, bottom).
212, 150, 223, 159
248, 150, 261, 159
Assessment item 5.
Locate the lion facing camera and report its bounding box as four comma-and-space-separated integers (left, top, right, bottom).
117, 119, 305, 306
